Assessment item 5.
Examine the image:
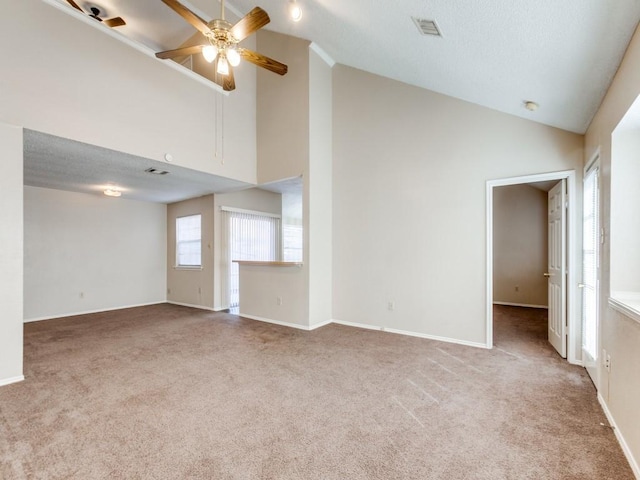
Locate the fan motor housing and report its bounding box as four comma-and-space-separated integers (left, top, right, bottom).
207, 19, 237, 45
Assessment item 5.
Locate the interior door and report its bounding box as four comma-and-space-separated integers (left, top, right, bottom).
547, 180, 567, 357
582, 164, 599, 383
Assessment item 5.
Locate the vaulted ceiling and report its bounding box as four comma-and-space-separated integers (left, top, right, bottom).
52, 0, 640, 134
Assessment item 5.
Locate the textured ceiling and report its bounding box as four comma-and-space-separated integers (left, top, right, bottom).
24, 130, 251, 203
54, 0, 640, 134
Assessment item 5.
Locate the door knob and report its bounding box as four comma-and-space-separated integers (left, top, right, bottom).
578, 283, 586, 288
543, 273, 552, 277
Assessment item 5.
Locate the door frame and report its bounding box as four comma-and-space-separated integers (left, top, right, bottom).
486, 169, 580, 365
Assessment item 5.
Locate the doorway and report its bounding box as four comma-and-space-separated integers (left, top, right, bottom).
486, 170, 580, 364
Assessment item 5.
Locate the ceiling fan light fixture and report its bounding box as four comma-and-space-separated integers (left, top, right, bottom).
217, 55, 230, 75
289, 0, 302, 22
203, 45, 218, 63
103, 186, 122, 197
227, 48, 241, 67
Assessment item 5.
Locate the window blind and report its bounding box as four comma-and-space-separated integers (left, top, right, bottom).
220, 209, 281, 309
582, 167, 599, 359
176, 214, 202, 267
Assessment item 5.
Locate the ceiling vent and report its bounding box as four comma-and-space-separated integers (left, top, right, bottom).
145, 167, 169, 175
412, 17, 442, 37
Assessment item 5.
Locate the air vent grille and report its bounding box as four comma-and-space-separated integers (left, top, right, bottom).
145, 167, 169, 175
412, 17, 442, 37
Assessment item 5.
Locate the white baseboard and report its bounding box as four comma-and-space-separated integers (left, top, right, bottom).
167, 301, 216, 312
598, 392, 640, 479
0, 375, 25, 387
238, 313, 314, 331
309, 319, 333, 330
331, 319, 385, 332
24, 301, 166, 323
331, 319, 488, 349
493, 302, 548, 309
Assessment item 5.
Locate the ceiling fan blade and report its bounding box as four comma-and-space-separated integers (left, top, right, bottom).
104, 17, 126, 28
224, 65, 236, 92
156, 45, 204, 59
230, 7, 270, 42
65, 0, 83, 11
239, 48, 288, 76
161, 0, 210, 35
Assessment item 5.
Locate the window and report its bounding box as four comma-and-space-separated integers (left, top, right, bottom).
610, 94, 640, 323
176, 214, 202, 267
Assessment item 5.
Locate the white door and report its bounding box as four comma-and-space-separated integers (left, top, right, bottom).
582, 164, 599, 383
547, 180, 567, 357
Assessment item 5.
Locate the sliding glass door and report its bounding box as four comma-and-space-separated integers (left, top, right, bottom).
582, 162, 599, 384
220, 209, 281, 310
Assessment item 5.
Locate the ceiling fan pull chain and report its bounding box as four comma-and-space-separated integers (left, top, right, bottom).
221, 95, 225, 164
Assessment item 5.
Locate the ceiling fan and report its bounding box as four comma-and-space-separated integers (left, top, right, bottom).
156, 0, 288, 92
65, 1, 126, 28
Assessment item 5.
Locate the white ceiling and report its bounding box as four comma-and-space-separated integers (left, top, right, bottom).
36, 0, 640, 202
56, 0, 640, 134
24, 130, 251, 203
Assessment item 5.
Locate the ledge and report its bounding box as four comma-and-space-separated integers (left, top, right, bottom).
609, 292, 640, 325
234, 261, 303, 267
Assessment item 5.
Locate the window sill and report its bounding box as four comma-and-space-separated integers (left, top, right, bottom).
233, 261, 303, 267
609, 292, 640, 325
174, 266, 203, 271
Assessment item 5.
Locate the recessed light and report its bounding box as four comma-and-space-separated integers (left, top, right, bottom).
104, 187, 121, 197
524, 101, 539, 111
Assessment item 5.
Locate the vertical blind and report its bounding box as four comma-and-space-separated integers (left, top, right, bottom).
220, 208, 281, 309
582, 166, 599, 359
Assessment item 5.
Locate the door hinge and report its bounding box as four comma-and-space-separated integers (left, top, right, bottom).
600, 227, 605, 245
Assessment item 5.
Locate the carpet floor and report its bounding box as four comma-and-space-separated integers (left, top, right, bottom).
0, 304, 634, 479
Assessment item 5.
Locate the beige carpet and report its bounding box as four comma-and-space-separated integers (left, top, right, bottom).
0, 304, 634, 479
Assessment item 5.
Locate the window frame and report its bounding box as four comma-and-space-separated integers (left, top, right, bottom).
175, 213, 203, 269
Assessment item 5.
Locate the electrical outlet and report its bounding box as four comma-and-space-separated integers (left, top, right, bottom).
514, 285, 519, 292
605, 354, 611, 372
388, 301, 395, 311
167, 288, 171, 295
198, 286, 202, 294
277, 296, 282, 306
79, 292, 84, 299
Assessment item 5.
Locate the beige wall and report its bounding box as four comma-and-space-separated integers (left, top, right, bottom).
238, 264, 307, 326
0, 123, 23, 385
167, 196, 215, 309
307, 48, 333, 328
585, 23, 640, 474
332, 64, 583, 346
247, 36, 334, 328
0, 0, 256, 183
24, 187, 167, 321
493, 184, 549, 307
256, 31, 310, 184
